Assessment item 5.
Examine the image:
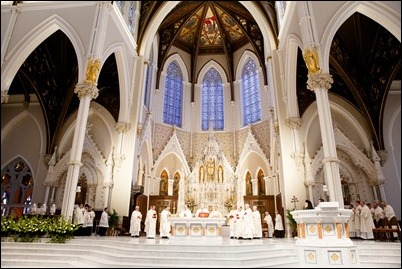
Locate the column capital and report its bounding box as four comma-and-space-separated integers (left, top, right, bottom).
74, 83, 99, 99
285, 117, 302, 129
102, 181, 113, 189
116, 122, 131, 134
307, 73, 333, 92
1, 89, 9, 104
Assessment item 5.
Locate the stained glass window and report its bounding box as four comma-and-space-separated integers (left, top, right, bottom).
163, 61, 182, 127
202, 68, 224, 130
116, 1, 124, 13
128, 1, 135, 31
242, 58, 261, 126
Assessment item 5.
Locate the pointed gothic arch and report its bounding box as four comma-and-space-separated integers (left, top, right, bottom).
1, 157, 34, 217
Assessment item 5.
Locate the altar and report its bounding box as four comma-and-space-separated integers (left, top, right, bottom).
170, 217, 226, 238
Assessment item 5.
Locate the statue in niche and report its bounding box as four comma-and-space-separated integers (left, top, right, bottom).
218, 166, 223, 183
207, 158, 215, 181
303, 48, 321, 74
84, 59, 101, 84
199, 166, 205, 183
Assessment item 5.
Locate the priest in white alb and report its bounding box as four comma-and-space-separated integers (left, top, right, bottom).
160, 206, 172, 238
179, 204, 193, 218
129, 206, 142, 237
242, 203, 254, 240
252, 205, 262, 239
263, 211, 274, 238
145, 205, 157, 239
209, 205, 222, 218
195, 203, 209, 217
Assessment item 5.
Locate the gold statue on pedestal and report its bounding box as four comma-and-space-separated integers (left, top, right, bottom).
303, 48, 321, 74
84, 59, 101, 84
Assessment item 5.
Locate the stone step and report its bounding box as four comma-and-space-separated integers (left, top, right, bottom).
0, 251, 299, 267
1, 238, 400, 268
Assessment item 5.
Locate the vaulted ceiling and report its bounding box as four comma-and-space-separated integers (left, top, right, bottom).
6, 2, 400, 155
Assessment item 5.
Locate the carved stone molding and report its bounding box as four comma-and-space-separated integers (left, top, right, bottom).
377, 150, 388, 166
306, 73, 333, 91
291, 152, 304, 172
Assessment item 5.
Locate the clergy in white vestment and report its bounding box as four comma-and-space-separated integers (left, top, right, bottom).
209, 205, 223, 218
40, 203, 47, 215
159, 206, 172, 238
234, 205, 244, 239
84, 205, 95, 236
353, 201, 362, 238
359, 201, 374, 239
145, 205, 157, 239
372, 202, 384, 227
263, 211, 274, 238
381, 201, 398, 239
346, 204, 356, 238
49, 203, 56, 215
179, 205, 193, 218
227, 208, 238, 238
252, 206, 262, 239
195, 203, 209, 217
130, 206, 143, 237
73, 203, 85, 236
274, 210, 284, 238
242, 203, 254, 239
30, 203, 37, 215
97, 207, 109, 236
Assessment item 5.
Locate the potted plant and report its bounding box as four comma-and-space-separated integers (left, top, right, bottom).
286, 209, 297, 237
107, 209, 119, 236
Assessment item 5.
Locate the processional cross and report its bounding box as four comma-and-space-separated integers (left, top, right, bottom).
291, 195, 299, 209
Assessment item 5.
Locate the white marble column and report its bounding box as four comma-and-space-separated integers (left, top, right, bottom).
287, 118, 304, 171
304, 144, 315, 202
263, 176, 269, 195
50, 185, 56, 205
307, 72, 343, 208
168, 178, 174, 196
251, 178, 258, 196
43, 184, 51, 206
371, 142, 387, 202
154, 177, 161, 196
61, 83, 99, 220
103, 181, 113, 208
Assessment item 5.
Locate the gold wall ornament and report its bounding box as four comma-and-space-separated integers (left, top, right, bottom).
84, 59, 101, 84
303, 48, 321, 74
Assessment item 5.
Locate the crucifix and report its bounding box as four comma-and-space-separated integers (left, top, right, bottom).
291, 195, 299, 209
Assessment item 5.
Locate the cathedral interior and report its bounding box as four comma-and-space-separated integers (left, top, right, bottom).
1, 1, 400, 233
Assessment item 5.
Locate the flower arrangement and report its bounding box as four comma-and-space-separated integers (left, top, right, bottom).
10, 215, 48, 242
185, 196, 196, 211
1, 215, 77, 243
224, 197, 236, 210
47, 215, 78, 243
